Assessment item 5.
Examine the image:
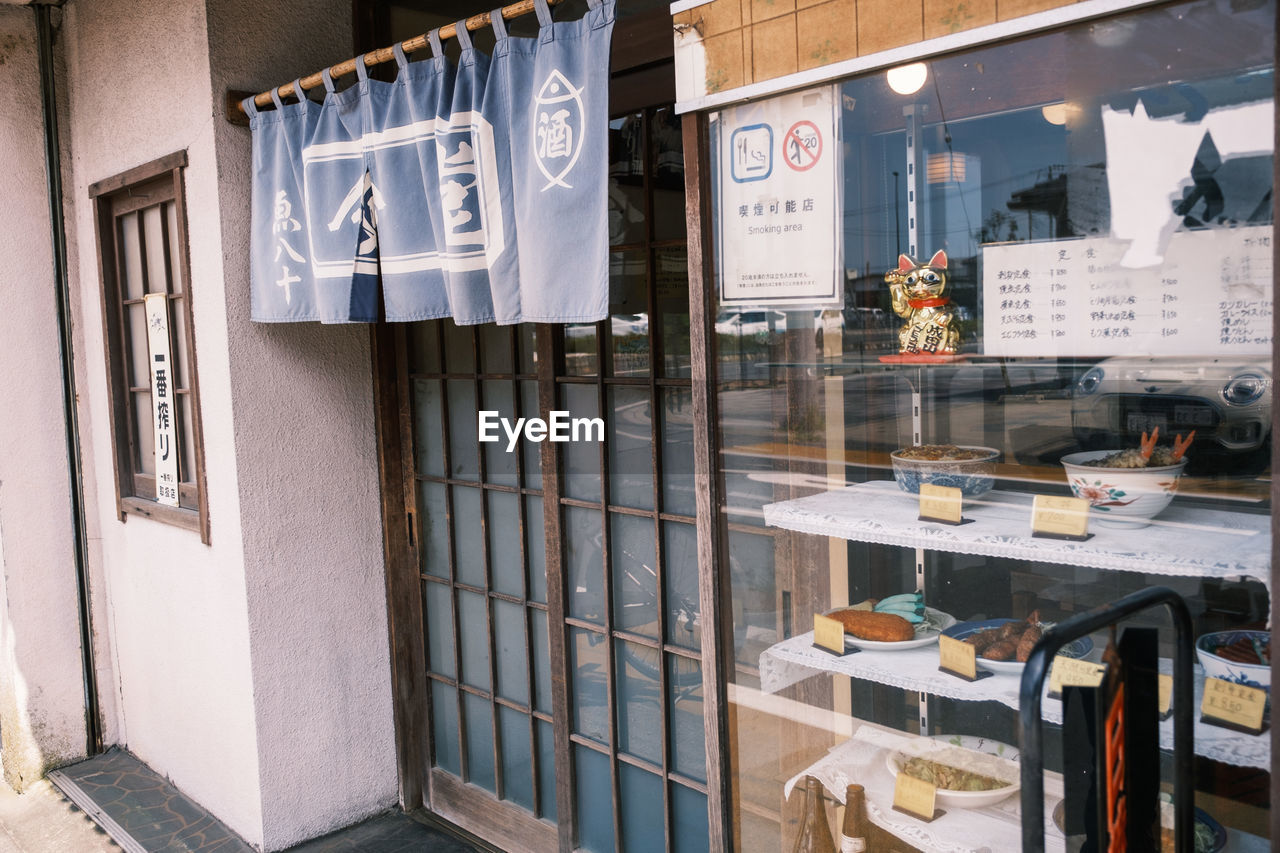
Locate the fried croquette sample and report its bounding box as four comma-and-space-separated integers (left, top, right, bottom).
827, 609, 916, 642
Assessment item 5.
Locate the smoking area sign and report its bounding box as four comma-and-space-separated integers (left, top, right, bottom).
715, 87, 841, 306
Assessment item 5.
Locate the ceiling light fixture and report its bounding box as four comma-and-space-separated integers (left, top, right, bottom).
887, 63, 928, 95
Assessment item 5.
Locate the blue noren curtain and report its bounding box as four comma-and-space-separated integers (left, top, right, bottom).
245, 0, 616, 325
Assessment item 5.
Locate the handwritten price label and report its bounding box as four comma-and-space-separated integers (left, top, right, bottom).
1048, 657, 1106, 697
893, 770, 939, 822
938, 634, 978, 680
1200, 677, 1266, 733
919, 484, 963, 524
1031, 495, 1090, 539
814, 614, 847, 654
1157, 674, 1173, 717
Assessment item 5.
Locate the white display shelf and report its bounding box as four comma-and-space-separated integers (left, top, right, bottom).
782, 725, 1269, 853
759, 631, 1270, 770
763, 480, 1270, 588
783, 726, 1066, 853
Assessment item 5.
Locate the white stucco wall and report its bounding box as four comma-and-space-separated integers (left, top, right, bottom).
60, 0, 265, 841
49, 0, 397, 847
0, 6, 93, 789
204, 0, 398, 846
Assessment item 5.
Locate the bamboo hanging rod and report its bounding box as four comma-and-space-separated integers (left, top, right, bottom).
239, 0, 566, 113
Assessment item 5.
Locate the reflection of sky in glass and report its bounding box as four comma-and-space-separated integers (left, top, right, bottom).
836, 2, 1275, 294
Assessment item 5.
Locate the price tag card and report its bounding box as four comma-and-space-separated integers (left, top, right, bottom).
1200, 677, 1268, 735
1157, 674, 1173, 720
938, 634, 992, 682
1047, 657, 1107, 699
813, 613, 858, 657
918, 484, 971, 525
892, 771, 944, 822
1031, 495, 1093, 541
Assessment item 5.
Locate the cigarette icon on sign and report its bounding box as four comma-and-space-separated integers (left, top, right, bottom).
730, 124, 773, 183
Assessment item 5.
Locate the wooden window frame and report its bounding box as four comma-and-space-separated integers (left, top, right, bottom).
90, 151, 210, 544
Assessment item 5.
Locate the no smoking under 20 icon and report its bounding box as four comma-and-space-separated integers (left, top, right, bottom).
784, 120, 822, 171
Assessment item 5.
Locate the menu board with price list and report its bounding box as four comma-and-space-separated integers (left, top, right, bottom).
981, 225, 1272, 357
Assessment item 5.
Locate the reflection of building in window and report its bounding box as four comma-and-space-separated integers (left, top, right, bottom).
1005, 164, 1069, 238
91, 151, 209, 542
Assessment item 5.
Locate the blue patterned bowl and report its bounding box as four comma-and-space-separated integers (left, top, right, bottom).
891, 446, 1000, 498
1196, 630, 1270, 706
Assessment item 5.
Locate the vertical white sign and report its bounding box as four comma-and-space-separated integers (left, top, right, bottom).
144, 294, 180, 507
716, 86, 841, 306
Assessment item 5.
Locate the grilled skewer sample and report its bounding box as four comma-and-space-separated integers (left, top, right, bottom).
963, 610, 1043, 662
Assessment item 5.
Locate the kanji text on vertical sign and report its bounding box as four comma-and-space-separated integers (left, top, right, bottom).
144, 294, 180, 507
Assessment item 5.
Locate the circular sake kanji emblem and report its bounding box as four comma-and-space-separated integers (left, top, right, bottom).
783, 121, 822, 171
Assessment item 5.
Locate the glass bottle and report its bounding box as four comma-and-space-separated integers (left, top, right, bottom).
792, 776, 837, 853
838, 784, 868, 853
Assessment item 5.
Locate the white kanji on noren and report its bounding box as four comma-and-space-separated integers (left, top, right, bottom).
533, 70, 585, 191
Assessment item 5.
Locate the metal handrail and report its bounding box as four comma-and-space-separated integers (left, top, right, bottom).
1019, 586, 1195, 852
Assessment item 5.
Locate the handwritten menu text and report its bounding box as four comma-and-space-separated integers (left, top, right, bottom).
982, 226, 1272, 357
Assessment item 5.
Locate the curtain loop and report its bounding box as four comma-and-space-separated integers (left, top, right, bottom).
533, 0, 554, 43
355, 54, 369, 82
453, 19, 473, 52
489, 7, 508, 40
392, 41, 409, 69
428, 28, 443, 58
289, 79, 307, 105
321, 67, 336, 94
270, 85, 285, 111
240, 95, 259, 118
532, 0, 553, 28
586, 0, 610, 30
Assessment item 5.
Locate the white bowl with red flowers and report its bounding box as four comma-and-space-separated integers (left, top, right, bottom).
1060, 450, 1187, 528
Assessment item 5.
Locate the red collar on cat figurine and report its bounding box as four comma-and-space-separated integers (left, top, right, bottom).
907, 296, 950, 309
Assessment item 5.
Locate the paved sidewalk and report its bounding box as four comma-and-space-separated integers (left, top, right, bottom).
0, 749, 485, 853
0, 778, 119, 853
46, 749, 485, 853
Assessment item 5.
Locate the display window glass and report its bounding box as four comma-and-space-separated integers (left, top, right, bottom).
708, 0, 1274, 848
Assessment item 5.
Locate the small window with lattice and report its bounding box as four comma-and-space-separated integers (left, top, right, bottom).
90, 152, 208, 542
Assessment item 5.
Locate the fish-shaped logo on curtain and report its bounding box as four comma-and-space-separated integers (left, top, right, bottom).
533, 69, 585, 191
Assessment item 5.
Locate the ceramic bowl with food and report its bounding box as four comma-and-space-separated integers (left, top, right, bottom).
884, 735, 1019, 808
1196, 630, 1270, 703
942, 618, 1094, 675
1054, 800, 1227, 852
891, 445, 1000, 499
1060, 450, 1187, 528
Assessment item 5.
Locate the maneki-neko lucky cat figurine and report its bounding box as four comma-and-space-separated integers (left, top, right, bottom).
886, 250, 961, 356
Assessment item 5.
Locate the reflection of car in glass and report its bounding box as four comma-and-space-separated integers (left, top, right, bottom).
714, 310, 788, 339
565, 313, 650, 339
610, 313, 648, 338
1071, 356, 1271, 469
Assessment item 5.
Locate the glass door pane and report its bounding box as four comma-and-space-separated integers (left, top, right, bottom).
555, 105, 705, 853
407, 320, 559, 830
